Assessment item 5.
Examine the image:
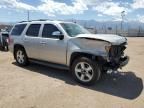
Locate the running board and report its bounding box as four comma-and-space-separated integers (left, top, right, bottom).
29, 59, 69, 70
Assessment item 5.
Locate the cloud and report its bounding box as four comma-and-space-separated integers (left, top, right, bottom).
77, 0, 111, 5
0, 0, 131, 17
113, 17, 122, 21
132, 0, 144, 9
0, 0, 36, 10
97, 14, 103, 17
93, 1, 129, 17
38, 0, 130, 17
137, 15, 144, 23
37, 0, 88, 16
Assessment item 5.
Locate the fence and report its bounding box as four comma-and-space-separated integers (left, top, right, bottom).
86, 25, 144, 37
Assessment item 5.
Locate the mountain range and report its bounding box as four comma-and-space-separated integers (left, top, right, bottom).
0, 20, 144, 30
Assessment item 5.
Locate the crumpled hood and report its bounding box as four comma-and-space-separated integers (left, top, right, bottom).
76, 34, 127, 45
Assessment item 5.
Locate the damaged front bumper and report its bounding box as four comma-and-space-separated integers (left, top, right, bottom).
105, 42, 129, 70
119, 56, 129, 68
102, 55, 129, 71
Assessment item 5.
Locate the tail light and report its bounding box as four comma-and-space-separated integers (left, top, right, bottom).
7, 36, 13, 45
6, 38, 9, 44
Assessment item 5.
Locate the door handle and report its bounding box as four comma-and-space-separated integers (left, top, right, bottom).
40, 41, 46, 44
24, 39, 29, 42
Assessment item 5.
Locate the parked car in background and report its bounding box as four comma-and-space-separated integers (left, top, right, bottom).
0, 32, 9, 51
9, 20, 129, 85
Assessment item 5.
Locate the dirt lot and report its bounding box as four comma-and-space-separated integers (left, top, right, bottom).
0, 37, 144, 108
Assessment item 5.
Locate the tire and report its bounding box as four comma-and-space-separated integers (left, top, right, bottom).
71, 57, 101, 85
1, 46, 5, 51
6, 45, 9, 51
14, 48, 29, 66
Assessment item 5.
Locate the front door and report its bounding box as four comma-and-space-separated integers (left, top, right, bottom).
39, 24, 67, 65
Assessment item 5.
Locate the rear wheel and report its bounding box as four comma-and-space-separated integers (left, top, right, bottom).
14, 48, 29, 66
71, 57, 101, 85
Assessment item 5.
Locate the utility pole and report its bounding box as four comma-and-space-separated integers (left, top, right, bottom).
116, 24, 117, 35
27, 10, 30, 21
84, 21, 87, 28
95, 26, 97, 34
128, 24, 130, 37
138, 26, 141, 37
121, 11, 125, 35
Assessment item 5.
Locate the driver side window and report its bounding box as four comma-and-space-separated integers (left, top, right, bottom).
42, 24, 61, 38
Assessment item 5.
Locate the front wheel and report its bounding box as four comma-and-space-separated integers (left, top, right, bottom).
71, 57, 101, 85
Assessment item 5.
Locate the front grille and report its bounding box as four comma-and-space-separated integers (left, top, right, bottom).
109, 43, 126, 57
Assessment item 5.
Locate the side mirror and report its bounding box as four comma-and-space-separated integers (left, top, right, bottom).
52, 31, 64, 40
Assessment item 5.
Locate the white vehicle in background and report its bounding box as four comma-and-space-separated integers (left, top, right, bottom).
9, 20, 129, 85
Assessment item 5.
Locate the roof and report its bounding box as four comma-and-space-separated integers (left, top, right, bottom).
0, 31, 9, 34
17, 19, 73, 25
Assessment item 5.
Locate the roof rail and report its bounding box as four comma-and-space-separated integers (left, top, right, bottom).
18, 21, 27, 23
18, 19, 53, 23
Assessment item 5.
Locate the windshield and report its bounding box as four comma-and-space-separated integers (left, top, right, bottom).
60, 23, 90, 37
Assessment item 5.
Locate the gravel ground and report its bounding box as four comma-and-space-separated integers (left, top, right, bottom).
0, 37, 144, 108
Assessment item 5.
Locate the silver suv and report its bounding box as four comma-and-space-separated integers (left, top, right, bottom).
9, 20, 129, 85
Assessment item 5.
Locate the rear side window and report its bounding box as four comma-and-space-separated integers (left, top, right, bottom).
26, 24, 41, 37
2, 34, 9, 38
11, 24, 26, 36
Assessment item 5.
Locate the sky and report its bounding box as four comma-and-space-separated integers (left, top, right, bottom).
0, 0, 144, 23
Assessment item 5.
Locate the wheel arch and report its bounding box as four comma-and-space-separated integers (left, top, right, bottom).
69, 52, 105, 68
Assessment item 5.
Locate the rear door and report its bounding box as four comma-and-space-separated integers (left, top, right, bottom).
23, 24, 42, 59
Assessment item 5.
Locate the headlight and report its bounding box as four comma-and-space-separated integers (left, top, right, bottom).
105, 45, 111, 52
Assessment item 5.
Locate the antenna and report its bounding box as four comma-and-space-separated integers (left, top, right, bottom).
27, 10, 30, 21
